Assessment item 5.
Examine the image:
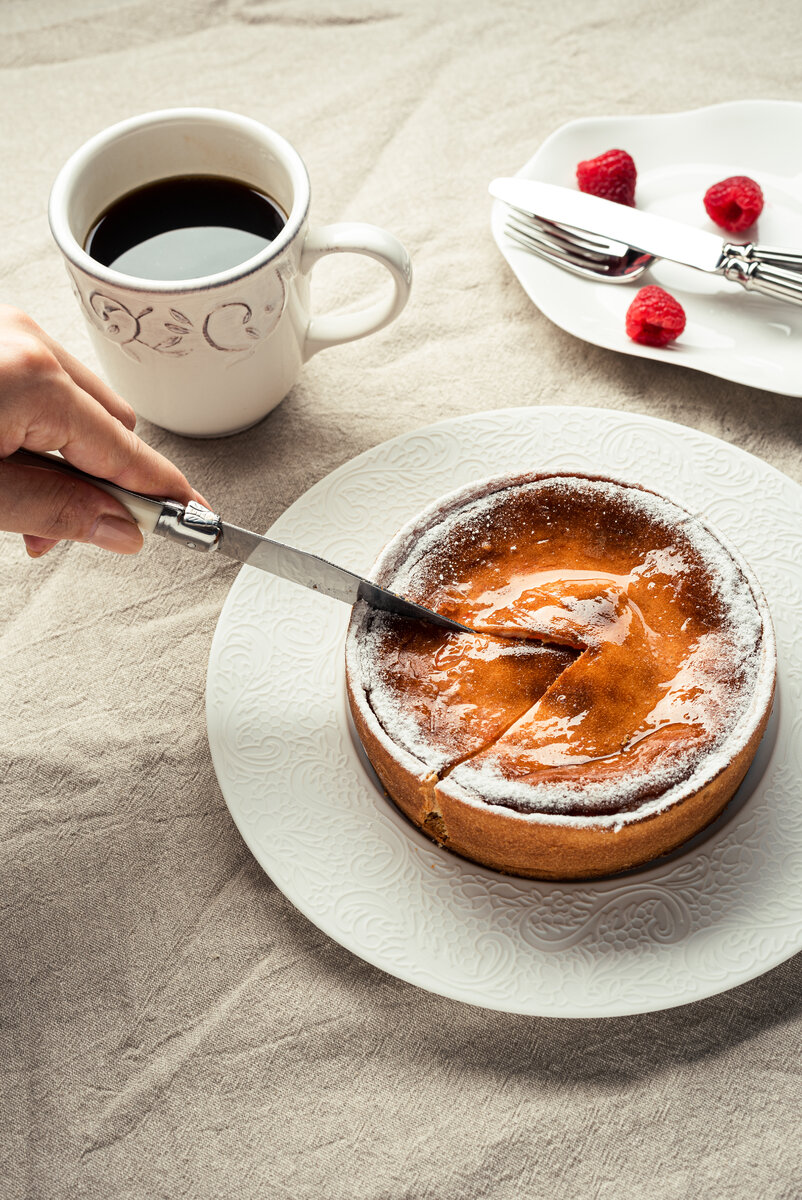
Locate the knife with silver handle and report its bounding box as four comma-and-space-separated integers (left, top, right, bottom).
490, 179, 802, 305
6, 448, 471, 634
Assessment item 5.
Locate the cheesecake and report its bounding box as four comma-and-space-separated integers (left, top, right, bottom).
345, 473, 776, 879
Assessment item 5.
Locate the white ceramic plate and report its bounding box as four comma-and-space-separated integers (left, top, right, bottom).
206, 407, 802, 1017
491, 101, 802, 395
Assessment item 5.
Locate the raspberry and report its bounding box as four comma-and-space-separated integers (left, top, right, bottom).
625, 286, 686, 348
703, 175, 764, 233
576, 149, 636, 206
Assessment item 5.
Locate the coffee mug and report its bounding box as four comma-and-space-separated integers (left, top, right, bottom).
48, 108, 412, 437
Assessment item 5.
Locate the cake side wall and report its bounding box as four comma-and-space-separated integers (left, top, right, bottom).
432, 685, 774, 880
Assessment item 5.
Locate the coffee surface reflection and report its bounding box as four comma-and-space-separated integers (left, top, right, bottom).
84, 175, 286, 281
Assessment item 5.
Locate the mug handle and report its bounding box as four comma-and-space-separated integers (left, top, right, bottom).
300, 222, 412, 361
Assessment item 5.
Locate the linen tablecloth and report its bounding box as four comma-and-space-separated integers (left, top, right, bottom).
2, 3, 801, 1197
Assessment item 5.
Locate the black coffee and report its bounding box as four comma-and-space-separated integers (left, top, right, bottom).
84, 175, 286, 280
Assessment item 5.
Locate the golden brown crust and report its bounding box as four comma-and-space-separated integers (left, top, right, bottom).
346, 668, 437, 829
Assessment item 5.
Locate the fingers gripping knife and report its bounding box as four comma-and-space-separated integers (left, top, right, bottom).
6, 449, 471, 634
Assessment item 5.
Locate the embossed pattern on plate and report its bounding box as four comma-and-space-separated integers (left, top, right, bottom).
206, 407, 802, 1016
491, 100, 802, 396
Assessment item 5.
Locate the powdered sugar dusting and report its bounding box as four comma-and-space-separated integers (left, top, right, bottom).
355, 614, 456, 774
347, 472, 776, 825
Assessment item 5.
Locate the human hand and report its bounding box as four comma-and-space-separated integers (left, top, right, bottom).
0, 306, 204, 558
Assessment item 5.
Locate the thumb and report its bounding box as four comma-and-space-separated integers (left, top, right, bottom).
1, 460, 143, 556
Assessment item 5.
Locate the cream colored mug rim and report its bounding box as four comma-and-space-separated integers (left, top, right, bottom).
48, 107, 311, 295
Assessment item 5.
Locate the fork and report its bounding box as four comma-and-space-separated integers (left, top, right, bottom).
504, 213, 653, 282
503, 208, 802, 304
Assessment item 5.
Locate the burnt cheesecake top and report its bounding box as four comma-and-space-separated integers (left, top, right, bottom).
347, 474, 773, 822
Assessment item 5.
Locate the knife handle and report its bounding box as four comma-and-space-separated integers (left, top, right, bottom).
725, 242, 802, 271
4, 448, 222, 550
722, 256, 802, 306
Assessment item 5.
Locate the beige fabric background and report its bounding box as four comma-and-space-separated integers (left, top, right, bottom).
1, 2, 801, 1197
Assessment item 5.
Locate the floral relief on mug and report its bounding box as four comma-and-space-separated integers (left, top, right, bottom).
70, 268, 287, 363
